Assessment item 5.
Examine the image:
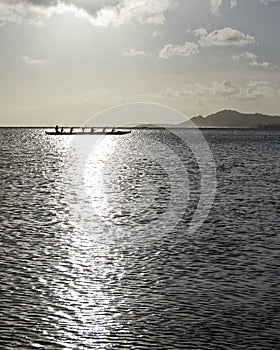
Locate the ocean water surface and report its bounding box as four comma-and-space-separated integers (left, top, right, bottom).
1, 128, 280, 349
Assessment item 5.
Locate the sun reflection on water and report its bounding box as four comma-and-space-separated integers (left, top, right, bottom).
52, 228, 125, 349
84, 136, 118, 219
46, 136, 126, 347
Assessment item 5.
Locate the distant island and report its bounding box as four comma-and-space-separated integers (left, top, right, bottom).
133, 110, 280, 129
185, 109, 280, 128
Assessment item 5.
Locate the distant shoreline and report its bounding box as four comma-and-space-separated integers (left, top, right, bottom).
1, 109, 279, 129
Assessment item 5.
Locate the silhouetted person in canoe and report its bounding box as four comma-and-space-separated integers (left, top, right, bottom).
55, 125, 59, 134
70, 127, 74, 134
61, 127, 64, 133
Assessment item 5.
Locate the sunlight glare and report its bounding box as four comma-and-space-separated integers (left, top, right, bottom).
84, 137, 117, 217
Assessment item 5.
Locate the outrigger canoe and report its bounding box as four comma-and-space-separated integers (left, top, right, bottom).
45, 130, 131, 136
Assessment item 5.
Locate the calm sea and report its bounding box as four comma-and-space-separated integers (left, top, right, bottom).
1, 128, 280, 349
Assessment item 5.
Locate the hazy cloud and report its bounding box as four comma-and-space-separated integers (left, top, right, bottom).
193, 28, 208, 37
1, 0, 57, 6
207, 80, 278, 101
258, 0, 280, 4
0, 0, 174, 26
209, 0, 223, 14
1, 0, 278, 27
0, 1, 47, 26
197, 27, 255, 47
91, 0, 174, 26
213, 80, 280, 100
149, 80, 280, 101
159, 27, 256, 61
232, 52, 273, 68
22, 56, 47, 65
0, 1, 95, 26
122, 49, 147, 57
159, 42, 199, 59
209, 0, 280, 14
209, 0, 237, 14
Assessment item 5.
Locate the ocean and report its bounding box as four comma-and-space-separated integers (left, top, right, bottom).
1, 128, 280, 349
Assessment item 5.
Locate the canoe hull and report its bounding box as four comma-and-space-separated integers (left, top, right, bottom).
45, 131, 131, 136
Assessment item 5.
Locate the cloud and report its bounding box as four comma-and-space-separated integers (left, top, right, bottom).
209, 0, 237, 14
2, 0, 57, 6
92, 0, 174, 26
197, 27, 255, 47
207, 80, 278, 101
0, 1, 48, 26
0, 0, 174, 27
0, 1, 94, 27
259, 0, 280, 3
209, 0, 223, 14
159, 27, 256, 60
212, 80, 280, 100
147, 80, 280, 101
22, 56, 47, 65
232, 51, 273, 68
122, 49, 147, 57
1, 0, 277, 27
0, 1, 117, 26
193, 28, 208, 37
152, 29, 160, 37
209, 0, 280, 14
159, 42, 199, 59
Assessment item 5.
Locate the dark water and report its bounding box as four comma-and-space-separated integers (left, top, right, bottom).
1, 128, 280, 349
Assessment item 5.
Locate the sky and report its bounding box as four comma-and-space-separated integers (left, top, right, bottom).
0, 0, 279, 125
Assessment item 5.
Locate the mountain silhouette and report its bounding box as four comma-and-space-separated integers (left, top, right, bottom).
182, 109, 280, 128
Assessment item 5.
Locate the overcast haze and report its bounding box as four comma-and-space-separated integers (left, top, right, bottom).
0, 0, 279, 125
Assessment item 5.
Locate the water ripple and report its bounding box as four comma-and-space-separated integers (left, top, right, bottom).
0, 128, 279, 349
